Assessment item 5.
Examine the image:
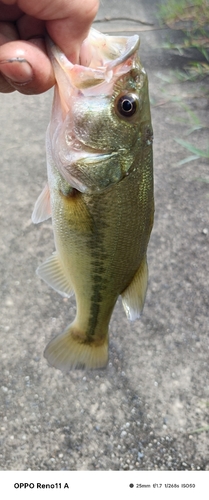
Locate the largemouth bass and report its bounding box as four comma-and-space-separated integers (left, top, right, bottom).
32, 28, 154, 372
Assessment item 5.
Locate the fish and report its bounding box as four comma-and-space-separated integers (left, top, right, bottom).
32, 28, 154, 372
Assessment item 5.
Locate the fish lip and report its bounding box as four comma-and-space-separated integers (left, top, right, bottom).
57, 151, 119, 194
46, 30, 140, 86
47, 31, 140, 68
65, 134, 113, 157
66, 149, 117, 164
78, 152, 117, 163
107, 35, 140, 69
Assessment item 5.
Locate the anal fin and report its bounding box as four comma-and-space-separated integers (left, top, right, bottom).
37, 253, 74, 298
32, 183, 51, 224
121, 256, 148, 321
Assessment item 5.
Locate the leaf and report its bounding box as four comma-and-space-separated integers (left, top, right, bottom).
184, 125, 204, 136
155, 72, 174, 83
197, 177, 209, 184
175, 138, 209, 158
176, 155, 199, 166
173, 69, 191, 81
199, 47, 209, 62
190, 425, 209, 434
182, 105, 201, 125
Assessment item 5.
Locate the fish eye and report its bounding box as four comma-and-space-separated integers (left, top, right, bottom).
116, 93, 138, 118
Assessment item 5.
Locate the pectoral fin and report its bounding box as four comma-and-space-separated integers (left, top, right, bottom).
121, 257, 148, 321
32, 183, 51, 223
37, 253, 74, 298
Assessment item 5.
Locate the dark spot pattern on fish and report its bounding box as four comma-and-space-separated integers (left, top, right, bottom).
86, 251, 109, 342
81, 198, 114, 344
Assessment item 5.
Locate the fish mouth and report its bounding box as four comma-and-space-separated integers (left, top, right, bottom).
65, 133, 115, 161
84, 28, 140, 69
47, 28, 140, 90
60, 144, 117, 167
58, 152, 119, 194
76, 151, 117, 164
57, 141, 120, 194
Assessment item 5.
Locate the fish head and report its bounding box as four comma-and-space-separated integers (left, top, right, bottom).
47, 28, 152, 194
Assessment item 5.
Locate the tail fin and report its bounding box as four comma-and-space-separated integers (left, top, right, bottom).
44, 324, 108, 372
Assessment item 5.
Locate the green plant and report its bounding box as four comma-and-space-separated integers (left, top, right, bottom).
158, 0, 209, 78
190, 425, 209, 434
175, 138, 209, 165
159, 0, 209, 30
154, 5, 209, 167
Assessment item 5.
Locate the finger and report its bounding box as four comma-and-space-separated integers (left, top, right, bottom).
46, 0, 99, 62
0, 0, 99, 62
0, 0, 18, 5
0, 39, 55, 94
0, 14, 46, 44
16, 14, 45, 40
0, 20, 21, 91
0, 19, 21, 92
0, 20, 19, 44
0, 3, 22, 21
0, 71, 14, 92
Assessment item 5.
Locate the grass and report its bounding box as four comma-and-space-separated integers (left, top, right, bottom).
190, 425, 209, 434
175, 138, 209, 165
158, 0, 209, 78
159, 0, 209, 27
156, 1, 209, 165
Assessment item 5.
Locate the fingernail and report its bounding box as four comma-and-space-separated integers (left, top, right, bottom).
0, 58, 33, 84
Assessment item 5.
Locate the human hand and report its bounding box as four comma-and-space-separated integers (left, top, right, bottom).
0, 0, 99, 94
